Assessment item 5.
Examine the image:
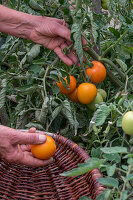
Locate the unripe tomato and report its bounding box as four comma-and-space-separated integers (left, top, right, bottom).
77, 83, 97, 104
87, 92, 103, 111
68, 88, 79, 103
122, 111, 133, 136
31, 135, 56, 160
56, 75, 76, 94
101, 0, 110, 10
85, 61, 106, 84
97, 89, 107, 101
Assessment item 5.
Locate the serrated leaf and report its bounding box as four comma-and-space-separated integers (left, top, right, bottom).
92, 104, 111, 126
62, 100, 79, 135
60, 158, 102, 177
71, 22, 83, 64
116, 59, 127, 72
79, 197, 91, 200
101, 147, 127, 154
25, 122, 44, 130
98, 177, 119, 188
52, 105, 62, 120
116, 116, 122, 127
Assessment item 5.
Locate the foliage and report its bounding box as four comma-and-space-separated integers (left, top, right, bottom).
0, 0, 133, 199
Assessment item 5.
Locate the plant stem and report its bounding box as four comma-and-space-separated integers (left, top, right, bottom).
102, 30, 128, 57
17, 0, 21, 11
100, 58, 125, 79
76, 0, 82, 11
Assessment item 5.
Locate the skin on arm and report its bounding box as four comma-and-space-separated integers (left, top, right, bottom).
0, 125, 53, 167
0, 5, 78, 65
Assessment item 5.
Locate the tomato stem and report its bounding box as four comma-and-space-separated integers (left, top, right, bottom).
102, 29, 128, 58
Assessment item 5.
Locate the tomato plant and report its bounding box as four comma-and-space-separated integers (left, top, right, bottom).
122, 111, 133, 135
85, 61, 106, 84
97, 89, 107, 101
77, 83, 97, 104
56, 75, 77, 94
31, 135, 56, 160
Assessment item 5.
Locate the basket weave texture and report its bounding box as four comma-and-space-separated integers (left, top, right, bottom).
0, 130, 105, 200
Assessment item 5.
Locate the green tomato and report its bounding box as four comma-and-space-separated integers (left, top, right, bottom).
97, 89, 107, 101
101, 0, 110, 10
87, 92, 103, 111
122, 111, 133, 136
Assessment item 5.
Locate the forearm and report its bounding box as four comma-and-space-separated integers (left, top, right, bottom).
0, 5, 40, 39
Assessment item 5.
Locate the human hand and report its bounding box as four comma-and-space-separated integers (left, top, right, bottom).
29, 16, 78, 66
0, 125, 53, 167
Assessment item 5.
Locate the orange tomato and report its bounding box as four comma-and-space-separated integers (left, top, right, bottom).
77, 83, 97, 104
56, 75, 77, 94
68, 88, 79, 103
31, 135, 56, 160
85, 61, 106, 84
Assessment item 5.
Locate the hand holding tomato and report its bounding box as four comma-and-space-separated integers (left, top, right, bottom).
0, 125, 53, 167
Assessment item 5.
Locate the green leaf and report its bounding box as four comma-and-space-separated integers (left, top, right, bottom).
92, 104, 111, 126
27, 44, 41, 62
0, 79, 7, 109
60, 158, 102, 177
91, 147, 101, 158
25, 122, 44, 130
98, 177, 119, 188
71, 22, 83, 64
62, 100, 79, 135
29, 0, 44, 11
127, 174, 133, 181
101, 147, 127, 154
52, 105, 62, 120
123, 154, 133, 159
96, 189, 111, 200
103, 153, 121, 163
106, 164, 116, 176
116, 59, 127, 72
116, 116, 122, 127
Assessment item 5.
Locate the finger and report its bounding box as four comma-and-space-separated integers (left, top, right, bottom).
54, 23, 71, 42
28, 127, 36, 133
21, 152, 54, 167
54, 46, 73, 66
20, 144, 31, 152
12, 131, 47, 145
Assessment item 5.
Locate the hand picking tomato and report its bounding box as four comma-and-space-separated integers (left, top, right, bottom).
85, 61, 106, 84
77, 83, 97, 104
56, 75, 76, 94
68, 88, 79, 103
31, 135, 56, 160
87, 92, 103, 111
122, 111, 133, 136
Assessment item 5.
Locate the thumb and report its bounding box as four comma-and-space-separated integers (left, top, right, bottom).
12, 131, 47, 145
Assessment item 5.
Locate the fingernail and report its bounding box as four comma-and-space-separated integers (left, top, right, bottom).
39, 135, 46, 142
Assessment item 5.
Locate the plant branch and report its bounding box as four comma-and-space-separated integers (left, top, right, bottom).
76, 0, 82, 11
102, 30, 128, 58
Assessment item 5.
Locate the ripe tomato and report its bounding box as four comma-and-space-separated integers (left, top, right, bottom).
31, 135, 56, 160
122, 111, 133, 136
68, 88, 79, 103
87, 92, 103, 111
77, 83, 97, 104
97, 88, 107, 101
101, 0, 110, 10
85, 61, 106, 84
56, 75, 76, 94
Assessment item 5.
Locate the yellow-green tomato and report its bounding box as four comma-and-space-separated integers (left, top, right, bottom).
87, 92, 103, 111
122, 111, 133, 136
97, 89, 107, 101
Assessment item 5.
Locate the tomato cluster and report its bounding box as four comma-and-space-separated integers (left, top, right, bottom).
56, 61, 107, 108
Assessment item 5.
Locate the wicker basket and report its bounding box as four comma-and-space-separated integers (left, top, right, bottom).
0, 130, 105, 200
